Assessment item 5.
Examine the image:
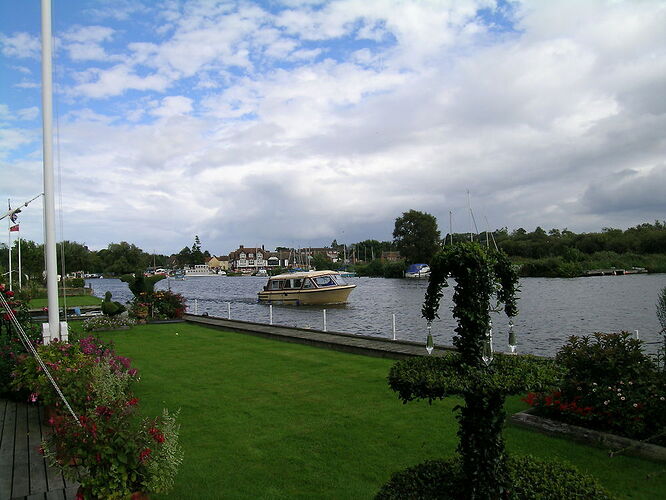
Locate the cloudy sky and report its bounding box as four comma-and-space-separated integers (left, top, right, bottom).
1, 0, 665, 255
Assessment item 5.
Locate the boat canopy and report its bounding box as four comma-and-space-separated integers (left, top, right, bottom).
406, 264, 429, 274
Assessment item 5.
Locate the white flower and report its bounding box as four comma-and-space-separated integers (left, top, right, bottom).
621, 397, 626, 401
633, 403, 638, 408
604, 401, 609, 405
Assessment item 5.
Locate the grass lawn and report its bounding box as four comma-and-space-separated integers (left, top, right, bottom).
28, 295, 102, 308
70, 322, 666, 499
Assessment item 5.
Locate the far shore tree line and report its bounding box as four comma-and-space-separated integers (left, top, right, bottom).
1, 216, 666, 281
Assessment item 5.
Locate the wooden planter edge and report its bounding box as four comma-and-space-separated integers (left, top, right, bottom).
509, 409, 666, 462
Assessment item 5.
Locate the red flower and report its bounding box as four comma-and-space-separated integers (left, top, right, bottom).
139, 448, 152, 463
126, 397, 139, 406
5, 290, 14, 297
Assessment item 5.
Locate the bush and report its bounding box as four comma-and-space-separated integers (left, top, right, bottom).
65, 277, 85, 288
376, 455, 615, 499
525, 332, 666, 443
13, 335, 181, 498
0, 284, 42, 397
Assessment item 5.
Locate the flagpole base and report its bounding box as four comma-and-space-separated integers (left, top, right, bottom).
42, 322, 69, 345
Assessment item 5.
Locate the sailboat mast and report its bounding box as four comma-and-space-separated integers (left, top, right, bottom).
42, 0, 59, 337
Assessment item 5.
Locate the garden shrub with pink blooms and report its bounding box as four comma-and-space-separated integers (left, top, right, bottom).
523, 331, 666, 445
12, 335, 183, 499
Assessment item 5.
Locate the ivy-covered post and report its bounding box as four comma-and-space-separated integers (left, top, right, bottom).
424, 243, 518, 497
384, 243, 559, 500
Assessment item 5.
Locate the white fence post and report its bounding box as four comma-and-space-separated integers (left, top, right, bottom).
227, 302, 231, 319
392, 313, 396, 341
194, 299, 198, 315
269, 305, 273, 325
323, 309, 327, 332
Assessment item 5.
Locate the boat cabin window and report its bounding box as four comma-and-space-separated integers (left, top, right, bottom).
331, 274, 346, 285
302, 278, 315, 289
269, 280, 283, 290
283, 279, 302, 289
314, 275, 336, 287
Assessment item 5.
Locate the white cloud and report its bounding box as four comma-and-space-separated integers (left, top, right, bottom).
3, 0, 666, 252
0, 32, 41, 59
150, 96, 194, 117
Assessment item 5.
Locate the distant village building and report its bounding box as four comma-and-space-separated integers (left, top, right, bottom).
381, 251, 402, 262
226, 245, 338, 271
207, 256, 230, 271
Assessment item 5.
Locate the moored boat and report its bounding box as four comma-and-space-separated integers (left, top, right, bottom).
257, 270, 356, 305
404, 263, 430, 279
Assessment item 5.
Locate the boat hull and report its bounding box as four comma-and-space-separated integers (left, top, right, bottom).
258, 285, 356, 305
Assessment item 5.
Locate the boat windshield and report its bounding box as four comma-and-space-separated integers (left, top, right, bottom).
314, 274, 346, 287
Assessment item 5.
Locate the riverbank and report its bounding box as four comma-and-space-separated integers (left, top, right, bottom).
514, 252, 666, 278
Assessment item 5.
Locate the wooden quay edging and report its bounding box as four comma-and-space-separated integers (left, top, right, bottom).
0, 399, 79, 500
184, 313, 455, 360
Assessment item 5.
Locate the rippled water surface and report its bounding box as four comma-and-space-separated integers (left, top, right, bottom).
86, 274, 666, 357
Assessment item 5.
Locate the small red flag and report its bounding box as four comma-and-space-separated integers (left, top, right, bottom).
9, 224, 19, 232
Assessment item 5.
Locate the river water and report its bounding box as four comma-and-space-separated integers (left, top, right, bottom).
85, 274, 666, 357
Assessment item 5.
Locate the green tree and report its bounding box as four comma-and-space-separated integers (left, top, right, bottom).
392, 210, 441, 264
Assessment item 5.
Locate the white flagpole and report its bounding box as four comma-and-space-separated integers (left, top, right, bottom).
42, 0, 60, 338
8, 200, 12, 291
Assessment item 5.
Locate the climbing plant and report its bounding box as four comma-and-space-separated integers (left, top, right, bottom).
383, 242, 561, 499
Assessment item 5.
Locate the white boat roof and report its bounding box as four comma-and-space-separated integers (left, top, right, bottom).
270, 270, 341, 280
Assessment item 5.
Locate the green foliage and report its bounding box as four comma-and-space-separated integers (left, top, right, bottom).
393, 210, 441, 264
388, 353, 561, 402
151, 290, 187, 319
657, 286, 666, 333
386, 242, 533, 499
64, 277, 85, 288
0, 284, 42, 397
423, 243, 518, 364
120, 271, 166, 297
101, 291, 127, 317
525, 332, 666, 443
354, 259, 406, 278
12, 341, 94, 411
375, 455, 615, 499
13, 335, 181, 498
311, 253, 339, 271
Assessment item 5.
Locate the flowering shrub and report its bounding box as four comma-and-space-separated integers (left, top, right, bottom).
152, 290, 186, 319
12, 336, 139, 412
524, 332, 666, 444
82, 315, 135, 332
128, 291, 186, 320
0, 283, 41, 396
43, 400, 182, 499
14, 334, 182, 497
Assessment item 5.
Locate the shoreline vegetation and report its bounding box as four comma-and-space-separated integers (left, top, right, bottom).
1, 221, 665, 281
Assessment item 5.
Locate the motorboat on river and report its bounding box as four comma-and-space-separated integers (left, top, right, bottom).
257, 270, 356, 305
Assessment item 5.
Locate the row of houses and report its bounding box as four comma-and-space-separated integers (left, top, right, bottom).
206, 245, 342, 273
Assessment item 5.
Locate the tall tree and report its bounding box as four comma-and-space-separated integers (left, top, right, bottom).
393, 210, 441, 264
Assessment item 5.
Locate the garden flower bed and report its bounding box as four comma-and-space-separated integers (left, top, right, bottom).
511, 408, 666, 461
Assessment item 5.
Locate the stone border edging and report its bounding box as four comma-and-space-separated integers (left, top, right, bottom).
510, 408, 666, 462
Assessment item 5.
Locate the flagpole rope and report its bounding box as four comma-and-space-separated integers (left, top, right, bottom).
0, 293, 80, 426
